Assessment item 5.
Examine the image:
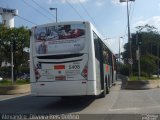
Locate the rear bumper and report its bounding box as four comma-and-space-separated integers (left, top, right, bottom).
31, 80, 96, 96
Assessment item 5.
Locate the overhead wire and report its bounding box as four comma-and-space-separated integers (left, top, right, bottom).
22, 0, 52, 21
66, 0, 84, 20
78, 0, 105, 37
123, 1, 135, 38
31, 0, 53, 17
31, 0, 60, 21
16, 15, 38, 25
78, 0, 96, 25
130, 1, 136, 27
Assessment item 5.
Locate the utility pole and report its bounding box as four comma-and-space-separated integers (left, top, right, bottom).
120, 0, 135, 76
118, 37, 123, 74
127, 0, 132, 76
138, 45, 141, 80
119, 37, 123, 62
11, 34, 14, 84
119, 37, 121, 63
137, 43, 141, 80
136, 32, 141, 80
157, 44, 159, 78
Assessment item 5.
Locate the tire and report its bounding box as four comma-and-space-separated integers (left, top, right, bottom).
99, 83, 106, 98
106, 86, 110, 94
105, 76, 110, 94
61, 96, 72, 100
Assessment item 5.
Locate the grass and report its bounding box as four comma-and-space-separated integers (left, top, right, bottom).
0, 79, 30, 86
129, 76, 160, 81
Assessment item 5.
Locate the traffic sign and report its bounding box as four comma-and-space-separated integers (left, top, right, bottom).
128, 58, 133, 64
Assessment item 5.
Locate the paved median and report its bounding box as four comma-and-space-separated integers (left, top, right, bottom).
118, 74, 160, 90
0, 84, 30, 95
126, 80, 160, 90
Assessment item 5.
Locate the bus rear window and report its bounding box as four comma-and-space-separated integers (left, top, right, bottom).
37, 53, 83, 59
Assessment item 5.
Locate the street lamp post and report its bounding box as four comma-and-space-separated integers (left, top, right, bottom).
120, 0, 135, 76
49, 7, 57, 23
119, 37, 123, 63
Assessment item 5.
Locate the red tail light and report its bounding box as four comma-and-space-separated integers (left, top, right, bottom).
81, 65, 88, 79
34, 69, 41, 80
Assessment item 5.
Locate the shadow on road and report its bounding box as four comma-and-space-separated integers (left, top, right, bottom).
45, 96, 95, 114
0, 95, 95, 114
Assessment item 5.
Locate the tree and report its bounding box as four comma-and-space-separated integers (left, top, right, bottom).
0, 24, 30, 80
141, 55, 156, 77
136, 24, 157, 32
122, 24, 159, 77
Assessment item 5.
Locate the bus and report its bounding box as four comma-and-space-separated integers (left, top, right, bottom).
30, 21, 117, 98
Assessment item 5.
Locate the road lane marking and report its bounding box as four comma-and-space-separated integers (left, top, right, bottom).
109, 107, 140, 111
109, 105, 160, 112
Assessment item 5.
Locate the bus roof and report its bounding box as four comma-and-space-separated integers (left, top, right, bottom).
32, 21, 88, 28
89, 22, 115, 55
31, 21, 115, 55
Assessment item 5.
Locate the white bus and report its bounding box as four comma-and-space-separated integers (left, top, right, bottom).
30, 21, 117, 98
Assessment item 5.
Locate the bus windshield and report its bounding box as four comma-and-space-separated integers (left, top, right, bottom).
34, 24, 86, 55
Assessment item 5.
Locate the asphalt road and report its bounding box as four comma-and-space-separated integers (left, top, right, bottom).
0, 80, 160, 120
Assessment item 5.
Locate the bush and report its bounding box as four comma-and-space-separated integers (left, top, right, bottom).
140, 55, 156, 77
119, 64, 129, 76
0, 80, 12, 85
0, 67, 11, 78
0, 66, 29, 80
18, 67, 29, 74
133, 72, 148, 77
17, 67, 29, 78
0, 79, 30, 85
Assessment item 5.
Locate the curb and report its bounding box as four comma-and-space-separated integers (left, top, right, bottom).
0, 84, 30, 95
125, 80, 160, 90
118, 74, 160, 90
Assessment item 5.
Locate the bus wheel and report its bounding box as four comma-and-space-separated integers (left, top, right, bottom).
106, 86, 110, 94
99, 84, 106, 98
61, 96, 71, 100
105, 77, 110, 94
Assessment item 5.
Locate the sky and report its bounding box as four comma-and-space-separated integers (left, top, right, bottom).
0, 0, 160, 54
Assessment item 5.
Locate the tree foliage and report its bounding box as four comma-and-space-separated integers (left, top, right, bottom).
140, 55, 156, 77
0, 24, 30, 79
122, 24, 160, 77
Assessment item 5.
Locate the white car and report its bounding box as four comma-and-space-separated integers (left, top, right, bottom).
0, 77, 3, 81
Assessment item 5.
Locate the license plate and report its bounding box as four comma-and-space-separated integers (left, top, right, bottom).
55, 76, 66, 80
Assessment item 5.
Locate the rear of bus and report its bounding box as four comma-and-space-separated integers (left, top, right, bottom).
30, 21, 95, 96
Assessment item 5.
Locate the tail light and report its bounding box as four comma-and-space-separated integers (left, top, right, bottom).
81, 64, 88, 79
34, 68, 41, 80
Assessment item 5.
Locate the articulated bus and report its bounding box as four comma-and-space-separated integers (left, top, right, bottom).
30, 21, 117, 98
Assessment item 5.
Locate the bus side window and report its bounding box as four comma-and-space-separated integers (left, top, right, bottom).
108, 52, 112, 65
93, 33, 101, 61
102, 45, 109, 64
